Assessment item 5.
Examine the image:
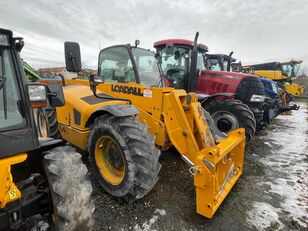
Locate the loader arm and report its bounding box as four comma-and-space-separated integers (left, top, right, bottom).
22, 60, 41, 81
162, 90, 245, 218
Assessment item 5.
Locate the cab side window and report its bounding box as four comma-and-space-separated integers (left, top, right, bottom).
99, 47, 136, 83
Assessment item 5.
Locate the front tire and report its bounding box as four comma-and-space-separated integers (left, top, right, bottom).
37, 107, 60, 138
44, 146, 95, 231
263, 97, 280, 124
89, 114, 161, 203
203, 99, 256, 142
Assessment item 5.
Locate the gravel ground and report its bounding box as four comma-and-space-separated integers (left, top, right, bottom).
26, 100, 308, 231
91, 101, 308, 231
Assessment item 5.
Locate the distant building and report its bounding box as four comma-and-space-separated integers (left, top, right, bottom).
37, 67, 77, 79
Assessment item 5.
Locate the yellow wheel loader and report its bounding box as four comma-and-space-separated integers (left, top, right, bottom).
0, 29, 94, 230
44, 38, 246, 219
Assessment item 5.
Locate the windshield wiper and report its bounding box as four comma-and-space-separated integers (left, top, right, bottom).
0, 76, 7, 119
0, 54, 8, 119
0, 75, 6, 90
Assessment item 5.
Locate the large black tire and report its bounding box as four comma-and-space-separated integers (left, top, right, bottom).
263, 97, 280, 125
88, 114, 161, 203
203, 99, 256, 142
43, 146, 95, 231
37, 107, 60, 139
203, 108, 226, 141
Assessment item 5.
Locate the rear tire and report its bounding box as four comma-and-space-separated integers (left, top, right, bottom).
43, 146, 95, 231
37, 107, 60, 138
88, 114, 161, 203
203, 99, 256, 142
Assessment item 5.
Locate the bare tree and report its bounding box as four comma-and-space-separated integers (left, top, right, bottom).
299, 66, 308, 77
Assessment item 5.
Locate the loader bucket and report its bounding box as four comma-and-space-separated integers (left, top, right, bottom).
194, 128, 245, 218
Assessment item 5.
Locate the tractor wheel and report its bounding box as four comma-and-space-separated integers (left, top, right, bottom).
37, 107, 60, 138
263, 98, 280, 124
203, 99, 256, 142
88, 114, 161, 203
203, 108, 226, 141
43, 146, 95, 231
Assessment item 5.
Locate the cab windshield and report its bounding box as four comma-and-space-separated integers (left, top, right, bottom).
131, 48, 161, 86
281, 63, 293, 78
205, 58, 221, 71
205, 57, 229, 71
292, 63, 301, 77
98, 46, 162, 86
0, 46, 24, 131
158, 47, 206, 88
159, 47, 188, 89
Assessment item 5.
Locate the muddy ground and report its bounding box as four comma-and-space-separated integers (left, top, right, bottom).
90, 100, 308, 231
28, 100, 307, 231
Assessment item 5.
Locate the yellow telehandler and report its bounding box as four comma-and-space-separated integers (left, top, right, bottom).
43, 37, 246, 218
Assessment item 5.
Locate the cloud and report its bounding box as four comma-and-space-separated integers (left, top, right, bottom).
0, 0, 307, 68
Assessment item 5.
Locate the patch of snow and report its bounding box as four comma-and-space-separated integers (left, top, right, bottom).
246, 202, 285, 230
246, 104, 308, 229
133, 209, 166, 231
267, 178, 307, 227
30, 220, 49, 231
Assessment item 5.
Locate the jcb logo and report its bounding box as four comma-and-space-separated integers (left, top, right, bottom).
111, 85, 143, 96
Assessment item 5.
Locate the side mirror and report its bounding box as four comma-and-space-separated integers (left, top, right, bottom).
27, 84, 47, 108
14, 38, 24, 52
64, 41, 81, 72
165, 44, 174, 55
198, 44, 208, 52
89, 75, 103, 96
46, 83, 65, 107
89, 75, 103, 84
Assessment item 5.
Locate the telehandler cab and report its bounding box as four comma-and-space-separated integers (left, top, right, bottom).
44, 35, 246, 218
0, 28, 94, 230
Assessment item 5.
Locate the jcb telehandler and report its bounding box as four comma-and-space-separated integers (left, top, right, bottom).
0, 28, 94, 230
42, 34, 246, 218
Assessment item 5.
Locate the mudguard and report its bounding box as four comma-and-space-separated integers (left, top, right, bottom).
198, 92, 235, 105
93, 104, 139, 117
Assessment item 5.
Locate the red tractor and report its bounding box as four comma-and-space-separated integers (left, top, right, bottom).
154, 33, 267, 141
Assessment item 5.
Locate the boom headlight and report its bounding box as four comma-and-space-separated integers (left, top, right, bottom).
0, 34, 9, 46
250, 94, 265, 102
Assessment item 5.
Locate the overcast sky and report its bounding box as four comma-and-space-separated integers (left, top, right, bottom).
1, 0, 308, 69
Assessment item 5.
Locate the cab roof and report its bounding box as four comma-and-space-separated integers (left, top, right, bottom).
154, 39, 208, 52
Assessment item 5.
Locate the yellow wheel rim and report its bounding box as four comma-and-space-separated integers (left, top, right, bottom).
38, 110, 48, 138
95, 136, 125, 185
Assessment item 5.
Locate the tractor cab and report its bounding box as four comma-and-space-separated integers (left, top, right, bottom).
204, 52, 236, 72
153, 39, 208, 90
0, 28, 94, 230
154, 35, 267, 132
280, 60, 302, 80
0, 29, 45, 155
